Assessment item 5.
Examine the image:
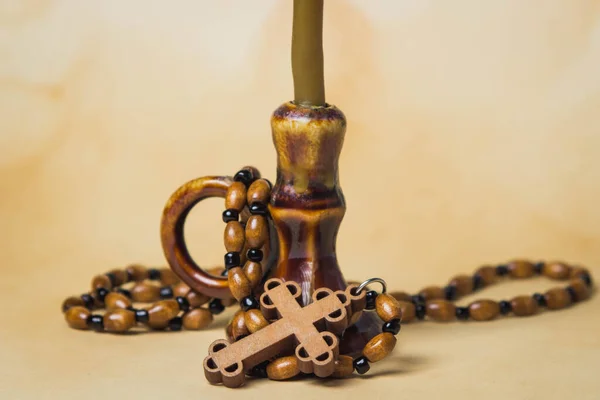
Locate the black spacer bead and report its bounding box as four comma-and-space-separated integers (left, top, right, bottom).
455, 307, 470, 320
415, 303, 426, 320
472, 274, 484, 291
209, 299, 225, 315
234, 169, 254, 187
533, 293, 546, 307
365, 290, 378, 310
264, 179, 273, 190
224, 252, 241, 269
159, 286, 174, 299
135, 309, 149, 323
86, 314, 104, 331
382, 319, 401, 335
81, 293, 95, 309
499, 300, 512, 315
353, 356, 370, 375
581, 272, 593, 288
249, 202, 268, 216
496, 264, 509, 276
95, 287, 109, 303
221, 268, 229, 277
148, 268, 161, 280
247, 248, 263, 262
105, 272, 118, 287
116, 288, 132, 298
222, 209, 239, 223
444, 285, 457, 301
168, 317, 183, 331
176, 296, 190, 312
240, 296, 260, 311
248, 360, 269, 378
566, 286, 578, 303
411, 294, 425, 304
533, 262, 545, 274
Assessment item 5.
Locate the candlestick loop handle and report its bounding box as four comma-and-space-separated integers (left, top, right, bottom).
160, 175, 233, 299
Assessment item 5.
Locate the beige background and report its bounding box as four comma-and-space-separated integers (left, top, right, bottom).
1, 0, 600, 399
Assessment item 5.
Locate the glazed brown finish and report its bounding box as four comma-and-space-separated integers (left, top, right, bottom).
510, 296, 539, 316
147, 299, 179, 329
247, 179, 271, 204
269, 102, 348, 304
244, 309, 269, 333
469, 300, 500, 321
131, 283, 160, 303
203, 279, 362, 387
92, 275, 111, 290
161, 176, 232, 298
450, 274, 474, 296
543, 262, 571, 280
266, 356, 301, 381
426, 300, 456, 322
62, 296, 84, 312
230, 310, 249, 340
104, 309, 136, 332
363, 333, 397, 362
243, 261, 263, 289
375, 294, 402, 322
545, 288, 571, 310
390, 291, 412, 302
245, 215, 268, 249
419, 286, 445, 301
125, 264, 148, 281
108, 269, 128, 286
185, 290, 210, 308
227, 267, 252, 301
65, 306, 90, 330
508, 260, 535, 279
569, 280, 590, 301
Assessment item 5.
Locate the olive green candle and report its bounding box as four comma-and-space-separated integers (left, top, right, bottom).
292, 0, 326, 106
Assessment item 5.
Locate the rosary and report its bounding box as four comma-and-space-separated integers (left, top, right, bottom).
60, 0, 594, 389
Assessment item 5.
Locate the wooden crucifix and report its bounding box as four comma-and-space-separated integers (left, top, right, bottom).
203, 278, 366, 388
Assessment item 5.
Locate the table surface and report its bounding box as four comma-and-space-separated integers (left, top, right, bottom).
2, 256, 599, 400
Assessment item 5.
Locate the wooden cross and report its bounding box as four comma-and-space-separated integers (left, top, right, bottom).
203, 278, 366, 388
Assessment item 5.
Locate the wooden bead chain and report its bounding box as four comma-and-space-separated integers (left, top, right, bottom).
384, 260, 594, 323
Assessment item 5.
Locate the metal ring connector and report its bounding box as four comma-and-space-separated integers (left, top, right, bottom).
356, 277, 387, 295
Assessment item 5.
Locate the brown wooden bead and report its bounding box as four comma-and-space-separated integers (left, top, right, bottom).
104, 309, 136, 332
91, 275, 112, 290
363, 332, 397, 363
469, 300, 500, 321
543, 262, 571, 280
266, 356, 300, 380
397, 301, 416, 323
426, 299, 456, 322
245, 215, 268, 249
147, 299, 180, 329
108, 269, 128, 285
224, 221, 245, 252
243, 261, 263, 289
570, 267, 591, 280
231, 310, 249, 340
390, 291, 412, 302
476, 265, 497, 285
419, 286, 445, 301
125, 264, 148, 281
375, 293, 402, 322
182, 308, 213, 330
449, 275, 473, 296
569, 279, 590, 301
131, 283, 161, 302
247, 179, 271, 204
159, 268, 179, 285
173, 282, 190, 297
244, 309, 269, 333
331, 355, 354, 378
507, 260, 534, 279
510, 295, 539, 316
65, 306, 90, 330
185, 290, 210, 308
225, 181, 247, 211
228, 267, 253, 301
544, 288, 572, 310
62, 296, 84, 312
104, 292, 132, 310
